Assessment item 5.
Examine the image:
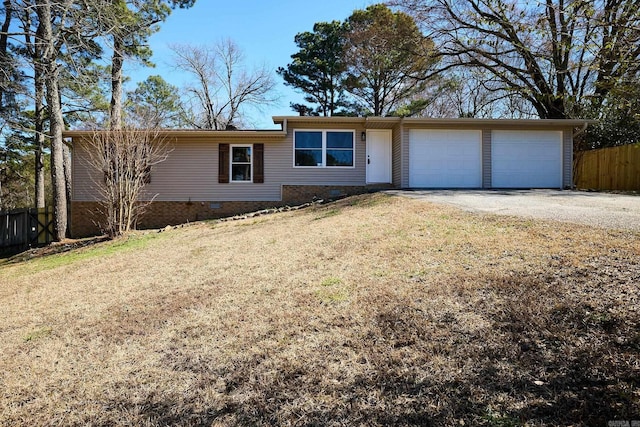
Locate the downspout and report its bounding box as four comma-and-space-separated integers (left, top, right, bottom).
572, 121, 589, 138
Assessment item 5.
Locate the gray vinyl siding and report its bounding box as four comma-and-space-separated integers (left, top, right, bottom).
482, 129, 492, 188
71, 120, 579, 203
401, 126, 410, 188
151, 140, 288, 201
72, 126, 367, 203
562, 129, 573, 188
392, 122, 402, 187
72, 141, 101, 202
73, 139, 284, 202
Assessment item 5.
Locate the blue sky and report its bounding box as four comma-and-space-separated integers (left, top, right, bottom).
124, 0, 376, 128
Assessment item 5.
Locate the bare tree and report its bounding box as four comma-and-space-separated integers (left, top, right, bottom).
392, 0, 640, 120
85, 127, 170, 237
170, 39, 278, 129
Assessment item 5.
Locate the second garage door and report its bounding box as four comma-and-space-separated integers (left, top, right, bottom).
409, 129, 482, 188
491, 130, 562, 188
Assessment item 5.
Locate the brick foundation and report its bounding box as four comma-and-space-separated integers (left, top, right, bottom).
70, 184, 370, 237
281, 185, 368, 205
70, 200, 285, 237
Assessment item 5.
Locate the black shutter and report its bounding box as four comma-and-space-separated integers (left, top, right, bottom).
253, 143, 264, 183
219, 143, 229, 183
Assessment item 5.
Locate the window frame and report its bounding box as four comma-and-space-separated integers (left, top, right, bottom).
293, 129, 356, 168
230, 144, 253, 183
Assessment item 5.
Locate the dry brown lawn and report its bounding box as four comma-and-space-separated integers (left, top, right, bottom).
0, 193, 638, 426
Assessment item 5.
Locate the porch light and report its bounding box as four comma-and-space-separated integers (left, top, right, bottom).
361, 132, 366, 141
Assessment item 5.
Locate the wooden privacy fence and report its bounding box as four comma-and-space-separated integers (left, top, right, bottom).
0, 207, 54, 254
574, 143, 640, 191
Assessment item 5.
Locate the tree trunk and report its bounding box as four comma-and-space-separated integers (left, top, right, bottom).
34, 107, 46, 209
47, 72, 67, 240
34, 13, 46, 209
36, 0, 67, 240
0, 0, 12, 108
110, 37, 124, 130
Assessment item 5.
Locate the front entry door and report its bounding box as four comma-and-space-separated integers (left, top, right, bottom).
366, 130, 392, 184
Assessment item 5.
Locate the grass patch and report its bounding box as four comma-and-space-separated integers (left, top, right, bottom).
1, 232, 165, 276
315, 288, 350, 303
313, 208, 341, 220
23, 327, 52, 342
0, 193, 638, 426
320, 277, 342, 286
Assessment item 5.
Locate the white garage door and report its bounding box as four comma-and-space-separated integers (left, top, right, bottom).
492, 130, 562, 188
409, 129, 482, 188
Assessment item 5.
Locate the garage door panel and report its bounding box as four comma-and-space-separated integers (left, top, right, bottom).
409, 130, 482, 188
492, 131, 562, 188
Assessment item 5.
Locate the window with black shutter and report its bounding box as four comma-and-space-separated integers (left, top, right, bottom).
219, 143, 264, 183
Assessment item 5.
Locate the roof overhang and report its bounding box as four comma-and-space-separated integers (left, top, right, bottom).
272, 115, 399, 129
273, 116, 594, 129
62, 126, 288, 142
63, 117, 595, 143
399, 117, 594, 128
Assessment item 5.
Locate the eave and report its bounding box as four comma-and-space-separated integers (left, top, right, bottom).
272, 116, 594, 129
62, 126, 288, 142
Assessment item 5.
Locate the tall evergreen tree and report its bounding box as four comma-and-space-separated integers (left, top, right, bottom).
277, 21, 350, 116
125, 75, 183, 127
279, 5, 438, 117
35, 0, 69, 240
105, 0, 196, 130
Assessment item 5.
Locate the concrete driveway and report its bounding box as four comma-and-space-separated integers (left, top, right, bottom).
386, 189, 640, 232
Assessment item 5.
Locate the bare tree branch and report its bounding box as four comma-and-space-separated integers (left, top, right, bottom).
83, 126, 171, 237
169, 39, 277, 130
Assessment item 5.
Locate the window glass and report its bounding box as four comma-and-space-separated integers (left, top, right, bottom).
231, 145, 252, 181
232, 164, 251, 181
232, 146, 251, 162
327, 150, 354, 167
326, 132, 354, 149
295, 132, 322, 149
295, 149, 322, 166
293, 130, 354, 167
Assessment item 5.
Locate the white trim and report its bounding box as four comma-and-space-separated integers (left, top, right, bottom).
230, 144, 253, 183
293, 129, 356, 168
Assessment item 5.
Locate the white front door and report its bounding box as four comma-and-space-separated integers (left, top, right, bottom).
366, 130, 392, 184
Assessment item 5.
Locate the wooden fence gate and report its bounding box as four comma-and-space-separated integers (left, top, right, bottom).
0, 207, 54, 255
